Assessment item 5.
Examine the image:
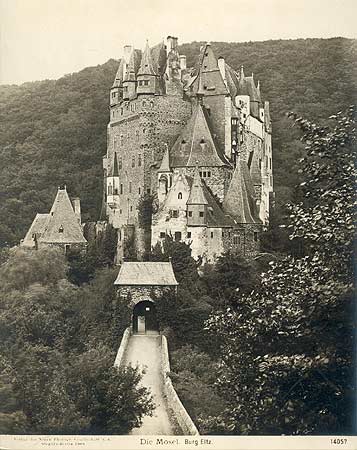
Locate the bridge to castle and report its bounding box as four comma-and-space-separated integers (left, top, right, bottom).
124, 332, 175, 435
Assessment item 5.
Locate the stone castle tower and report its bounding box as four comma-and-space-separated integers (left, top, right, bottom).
103, 36, 273, 264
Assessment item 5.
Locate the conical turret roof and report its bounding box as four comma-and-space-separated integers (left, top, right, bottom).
137, 41, 156, 76
223, 160, 261, 224
158, 145, 171, 172
187, 166, 208, 205
112, 59, 125, 88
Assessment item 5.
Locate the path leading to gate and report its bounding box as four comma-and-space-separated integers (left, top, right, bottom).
123, 333, 175, 435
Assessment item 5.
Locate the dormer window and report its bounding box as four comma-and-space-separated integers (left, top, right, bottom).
58, 225, 64, 233
178, 192, 183, 200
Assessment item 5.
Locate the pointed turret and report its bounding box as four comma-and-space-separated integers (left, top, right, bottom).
123, 49, 141, 100
223, 160, 260, 224
187, 166, 208, 226
187, 166, 208, 205
113, 152, 119, 176
137, 40, 158, 95
137, 40, 156, 76
158, 144, 171, 173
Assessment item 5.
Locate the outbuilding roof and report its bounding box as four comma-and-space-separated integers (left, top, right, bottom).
114, 262, 178, 286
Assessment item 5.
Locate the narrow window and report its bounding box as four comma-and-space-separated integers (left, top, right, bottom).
160, 232, 165, 238
210, 231, 214, 238
138, 187, 141, 195
130, 206, 133, 212
138, 154, 142, 166
150, 101, 154, 108
147, 188, 151, 194
120, 184, 123, 194
222, 231, 225, 237
254, 232, 258, 242
203, 171, 207, 177
119, 158, 122, 169
129, 182, 132, 193
119, 209, 122, 214
178, 192, 183, 200
207, 171, 211, 177
108, 184, 113, 195
114, 188, 118, 195
187, 232, 191, 238
142, 100, 146, 107
199, 211, 204, 218
171, 210, 179, 218
174, 231, 182, 241
188, 211, 192, 217
132, 157, 135, 168
199, 171, 202, 177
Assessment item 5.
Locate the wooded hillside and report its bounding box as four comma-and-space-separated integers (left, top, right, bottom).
0, 37, 356, 246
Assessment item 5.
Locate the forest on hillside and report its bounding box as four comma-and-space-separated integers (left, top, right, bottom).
0, 36, 355, 435
0, 37, 356, 247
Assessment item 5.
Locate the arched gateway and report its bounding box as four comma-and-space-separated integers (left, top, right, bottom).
114, 261, 178, 335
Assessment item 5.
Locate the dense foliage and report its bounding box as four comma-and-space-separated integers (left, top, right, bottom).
0, 247, 153, 434
0, 38, 356, 248
205, 107, 356, 434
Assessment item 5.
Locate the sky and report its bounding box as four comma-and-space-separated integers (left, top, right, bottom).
0, 0, 356, 85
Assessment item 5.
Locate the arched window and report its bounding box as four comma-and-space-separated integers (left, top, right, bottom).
150, 101, 154, 108
178, 192, 183, 200
142, 100, 146, 107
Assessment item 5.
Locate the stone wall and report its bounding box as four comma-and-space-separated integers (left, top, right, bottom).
117, 285, 176, 306
114, 327, 132, 367
161, 335, 199, 435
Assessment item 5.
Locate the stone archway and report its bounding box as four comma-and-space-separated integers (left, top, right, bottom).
132, 300, 158, 335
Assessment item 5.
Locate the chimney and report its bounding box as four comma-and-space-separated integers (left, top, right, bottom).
123, 45, 133, 63
72, 197, 81, 223
167, 36, 178, 52
179, 55, 187, 70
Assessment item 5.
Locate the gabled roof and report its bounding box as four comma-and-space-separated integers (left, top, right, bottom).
170, 103, 228, 167
114, 262, 178, 286
223, 160, 261, 224
40, 188, 87, 244
22, 213, 50, 247
137, 41, 156, 76
187, 167, 208, 205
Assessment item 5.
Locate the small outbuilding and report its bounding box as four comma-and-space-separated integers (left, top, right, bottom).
114, 261, 178, 334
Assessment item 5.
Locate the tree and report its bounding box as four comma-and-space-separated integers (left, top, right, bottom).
206, 106, 356, 435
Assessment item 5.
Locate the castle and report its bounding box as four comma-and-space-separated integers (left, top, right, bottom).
103, 36, 273, 264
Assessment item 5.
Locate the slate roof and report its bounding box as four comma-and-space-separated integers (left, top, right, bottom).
22, 213, 50, 247
137, 41, 156, 76
112, 58, 124, 88
223, 160, 261, 224
170, 103, 228, 168
114, 262, 178, 286
158, 145, 171, 172
187, 167, 208, 205
124, 49, 142, 81
40, 188, 87, 244
185, 170, 234, 227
